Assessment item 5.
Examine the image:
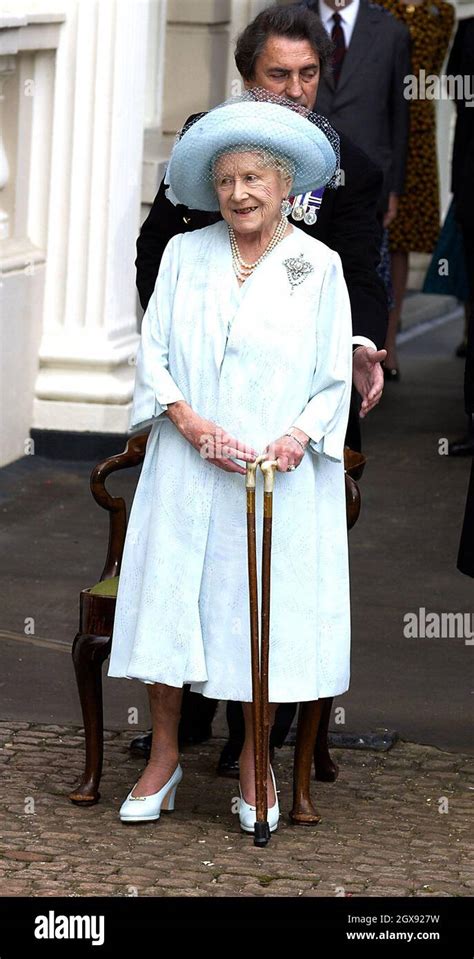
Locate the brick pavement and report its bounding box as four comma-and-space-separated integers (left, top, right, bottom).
0, 722, 472, 898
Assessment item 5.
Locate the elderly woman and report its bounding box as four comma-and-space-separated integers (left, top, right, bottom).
108, 97, 352, 835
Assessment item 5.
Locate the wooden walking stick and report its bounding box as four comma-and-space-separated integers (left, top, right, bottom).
246, 456, 278, 847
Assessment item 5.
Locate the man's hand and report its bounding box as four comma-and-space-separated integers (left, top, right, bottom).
383, 193, 398, 229
353, 347, 387, 418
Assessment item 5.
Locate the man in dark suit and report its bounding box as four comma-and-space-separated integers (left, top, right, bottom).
132, 2, 388, 775
449, 16, 474, 461
450, 17, 474, 573
308, 0, 410, 225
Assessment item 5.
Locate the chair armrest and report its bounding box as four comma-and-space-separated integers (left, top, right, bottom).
344, 446, 366, 481
343, 447, 367, 531
90, 430, 150, 581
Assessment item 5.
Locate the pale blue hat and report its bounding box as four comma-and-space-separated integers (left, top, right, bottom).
167, 95, 339, 212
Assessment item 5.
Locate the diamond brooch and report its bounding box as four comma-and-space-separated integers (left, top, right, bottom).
283, 253, 314, 293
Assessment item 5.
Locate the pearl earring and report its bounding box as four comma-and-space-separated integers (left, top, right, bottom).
281, 197, 292, 217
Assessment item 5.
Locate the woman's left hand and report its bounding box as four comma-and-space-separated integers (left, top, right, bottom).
263, 429, 309, 473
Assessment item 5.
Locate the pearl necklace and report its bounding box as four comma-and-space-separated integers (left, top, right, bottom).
228, 215, 288, 282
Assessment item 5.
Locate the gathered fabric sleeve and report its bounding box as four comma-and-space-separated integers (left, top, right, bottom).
292, 252, 353, 462
129, 233, 186, 432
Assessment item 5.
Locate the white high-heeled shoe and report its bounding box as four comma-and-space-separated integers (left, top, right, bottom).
119, 764, 183, 823
238, 766, 279, 834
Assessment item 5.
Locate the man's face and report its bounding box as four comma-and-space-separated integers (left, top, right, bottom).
245, 35, 321, 108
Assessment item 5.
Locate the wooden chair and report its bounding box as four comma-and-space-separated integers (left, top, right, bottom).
68, 433, 365, 823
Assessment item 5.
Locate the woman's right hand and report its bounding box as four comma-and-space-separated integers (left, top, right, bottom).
167, 401, 258, 475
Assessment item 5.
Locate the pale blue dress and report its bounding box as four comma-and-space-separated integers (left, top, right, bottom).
107, 221, 353, 702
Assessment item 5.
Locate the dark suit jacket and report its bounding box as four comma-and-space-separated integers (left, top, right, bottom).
451, 21, 474, 578
458, 460, 474, 578
136, 128, 388, 349
449, 21, 474, 433
310, 0, 410, 206
448, 17, 474, 229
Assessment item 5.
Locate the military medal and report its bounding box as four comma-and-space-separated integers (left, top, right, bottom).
304, 208, 317, 226
286, 189, 324, 226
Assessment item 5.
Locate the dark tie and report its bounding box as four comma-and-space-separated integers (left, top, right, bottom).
331, 12, 346, 87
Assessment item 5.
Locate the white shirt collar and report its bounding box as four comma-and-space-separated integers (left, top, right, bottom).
319, 0, 360, 36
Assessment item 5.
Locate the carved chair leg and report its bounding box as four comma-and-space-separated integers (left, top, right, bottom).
69, 632, 112, 805
289, 699, 324, 825
314, 696, 339, 782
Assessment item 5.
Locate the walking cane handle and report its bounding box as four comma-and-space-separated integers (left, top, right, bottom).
246, 454, 267, 490
246, 460, 259, 491
246, 456, 278, 492
260, 459, 278, 493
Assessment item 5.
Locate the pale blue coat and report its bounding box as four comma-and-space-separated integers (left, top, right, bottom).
108, 221, 353, 702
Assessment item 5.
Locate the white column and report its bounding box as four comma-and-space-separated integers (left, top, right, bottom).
0, 56, 15, 239
28, 51, 55, 250
145, 0, 168, 129
33, 0, 150, 434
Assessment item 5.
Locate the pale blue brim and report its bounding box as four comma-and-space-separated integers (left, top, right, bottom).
167, 100, 337, 212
